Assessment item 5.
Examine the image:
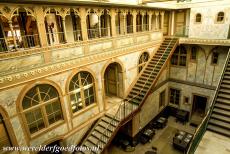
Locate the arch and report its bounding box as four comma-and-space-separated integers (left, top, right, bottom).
102, 59, 125, 99
195, 13, 202, 23
0, 106, 18, 149
66, 68, 97, 114
16, 79, 65, 136
0, 15, 10, 52
38, 137, 64, 154
10, 7, 35, 20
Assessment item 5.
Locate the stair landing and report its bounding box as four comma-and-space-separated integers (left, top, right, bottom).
195, 131, 230, 154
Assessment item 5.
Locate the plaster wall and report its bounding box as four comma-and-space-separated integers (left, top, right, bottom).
189, 6, 230, 39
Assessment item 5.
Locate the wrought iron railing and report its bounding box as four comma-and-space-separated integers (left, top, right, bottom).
186, 48, 230, 154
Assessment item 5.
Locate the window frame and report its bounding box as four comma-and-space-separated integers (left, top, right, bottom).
159, 90, 166, 109
138, 52, 150, 73
68, 71, 96, 116
195, 13, 202, 23
216, 11, 225, 23
211, 51, 219, 65
169, 87, 181, 107
171, 46, 187, 67
20, 83, 64, 138
190, 46, 197, 62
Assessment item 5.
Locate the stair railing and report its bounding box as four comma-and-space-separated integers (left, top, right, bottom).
95, 37, 178, 150
186, 48, 230, 154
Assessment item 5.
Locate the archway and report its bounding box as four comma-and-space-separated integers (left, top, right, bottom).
104, 62, 124, 98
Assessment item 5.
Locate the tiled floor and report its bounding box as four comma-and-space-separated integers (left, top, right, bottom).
196, 131, 230, 154
108, 116, 196, 154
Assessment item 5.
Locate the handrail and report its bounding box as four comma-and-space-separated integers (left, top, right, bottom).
94, 37, 178, 150
186, 48, 230, 154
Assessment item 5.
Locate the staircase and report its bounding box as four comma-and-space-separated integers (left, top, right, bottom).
207, 52, 230, 137
76, 37, 179, 154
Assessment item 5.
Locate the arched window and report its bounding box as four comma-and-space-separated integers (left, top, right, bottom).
69, 71, 96, 113
22, 84, 63, 134
171, 46, 187, 66
217, 12, 224, 22
195, 13, 202, 23
138, 52, 150, 73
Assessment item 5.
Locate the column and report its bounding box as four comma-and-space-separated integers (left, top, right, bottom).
171, 10, 175, 35
148, 12, 152, 31
61, 17, 67, 42
123, 12, 127, 34
141, 12, 144, 31
160, 11, 165, 31
8, 20, 17, 50
98, 14, 101, 37
185, 9, 190, 36
110, 9, 116, 37
34, 6, 48, 47
132, 10, 137, 33
79, 7, 88, 41
155, 11, 159, 31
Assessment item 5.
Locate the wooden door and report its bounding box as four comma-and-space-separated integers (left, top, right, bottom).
175, 10, 185, 35
105, 64, 118, 96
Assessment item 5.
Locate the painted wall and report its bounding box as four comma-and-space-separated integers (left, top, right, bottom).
188, 5, 230, 39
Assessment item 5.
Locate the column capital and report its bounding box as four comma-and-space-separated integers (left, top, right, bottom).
131, 9, 137, 16
147, 11, 153, 16
160, 11, 165, 16
155, 11, 159, 16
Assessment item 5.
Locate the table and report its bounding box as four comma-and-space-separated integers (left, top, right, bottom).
156, 117, 168, 129
140, 129, 155, 144
173, 130, 193, 152
176, 110, 189, 124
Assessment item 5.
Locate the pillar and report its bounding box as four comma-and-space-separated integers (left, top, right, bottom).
98, 14, 101, 37
132, 10, 137, 33
171, 10, 175, 35
79, 8, 88, 41
110, 9, 116, 37
148, 12, 152, 31
61, 17, 67, 42
123, 13, 127, 34
141, 13, 145, 31
155, 11, 159, 31
160, 11, 165, 31
34, 6, 48, 47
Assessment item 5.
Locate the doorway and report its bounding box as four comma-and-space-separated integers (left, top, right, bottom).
191, 95, 207, 125
104, 62, 124, 98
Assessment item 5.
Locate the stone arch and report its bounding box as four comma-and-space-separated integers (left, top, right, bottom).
0, 105, 18, 148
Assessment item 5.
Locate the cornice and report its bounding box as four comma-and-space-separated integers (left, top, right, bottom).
179, 37, 230, 46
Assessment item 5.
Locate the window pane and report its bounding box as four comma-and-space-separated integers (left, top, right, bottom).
45, 101, 63, 125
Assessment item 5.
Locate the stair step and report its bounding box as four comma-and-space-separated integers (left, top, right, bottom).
105, 114, 120, 122
221, 84, 230, 89
137, 80, 152, 85
84, 140, 96, 148
213, 108, 230, 117
209, 119, 230, 130
101, 116, 119, 127
216, 98, 230, 105
128, 94, 143, 101
99, 121, 116, 132
211, 113, 230, 123
222, 79, 230, 84
218, 93, 230, 99
219, 88, 230, 94
95, 126, 112, 136
207, 125, 230, 137
215, 103, 230, 111
129, 98, 141, 105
